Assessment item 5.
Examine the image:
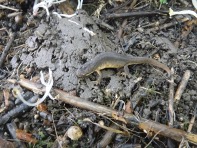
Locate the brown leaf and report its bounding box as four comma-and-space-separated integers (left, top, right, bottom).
0, 0, 7, 3
59, 1, 75, 15
112, 111, 127, 124
0, 137, 16, 148
37, 103, 48, 112
16, 129, 38, 144
125, 100, 133, 114
3, 89, 10, 107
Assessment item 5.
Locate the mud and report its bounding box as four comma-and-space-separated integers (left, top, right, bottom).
17, 11, 169, 104
20, 10, 116, 93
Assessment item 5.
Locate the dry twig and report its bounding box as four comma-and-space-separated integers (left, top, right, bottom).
147, 17, 190, 32
0, 96, 38, 126
187, 105, 196, 133
0, 4, 19, 11
105, 10, 168, 19
168, 68, 175, 127
117, 0, 137, 41
7, 78, 197, 145
174, 70, 191, 102
97, 124, 119, 147
0, 32, 15, 67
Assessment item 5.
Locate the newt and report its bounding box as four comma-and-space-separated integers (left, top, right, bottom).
76, 52, 171, 83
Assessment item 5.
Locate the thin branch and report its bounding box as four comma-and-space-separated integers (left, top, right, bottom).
7, 77, 197, 145
0, 4, 19, 11
0, 96, 38, 126
168, 68, 175, 127
0, 32, 15, 67
174, 70, 191, 102
105, 10, 168, 19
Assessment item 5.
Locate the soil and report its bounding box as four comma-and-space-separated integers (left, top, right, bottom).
0, 0, 197, 147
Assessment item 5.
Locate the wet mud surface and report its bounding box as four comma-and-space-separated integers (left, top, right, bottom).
21, 10, 117, 93
20, 11, 174, 103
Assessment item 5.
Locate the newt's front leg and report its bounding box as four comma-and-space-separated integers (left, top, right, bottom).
95, 70, 102, 84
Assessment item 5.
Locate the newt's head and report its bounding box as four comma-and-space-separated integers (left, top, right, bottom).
76, 61, 95, 77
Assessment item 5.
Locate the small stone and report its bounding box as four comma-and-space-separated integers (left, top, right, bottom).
66, 126, 83, 140
15, 14, 23, 24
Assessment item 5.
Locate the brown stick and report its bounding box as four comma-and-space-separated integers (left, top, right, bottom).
0, 96, 38, 126
0, 32, 15, 67
174, 70, 191, 102
0, 137, 16, 148
106, 0, 133, 13
138, 120, 197, 144
117, 0, 137, 41
168, 68, 175, 127
9, 78, 197, 145
147, 17, 190, 32
54, 89, 139, 123
187, 105, 196, 133
105, 11, 168, 19
54, 88, 197, 145
97, 124, 118, 147
117, 19, 128, 40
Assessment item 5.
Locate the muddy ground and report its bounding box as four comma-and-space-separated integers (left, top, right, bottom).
0, 0, 197, 147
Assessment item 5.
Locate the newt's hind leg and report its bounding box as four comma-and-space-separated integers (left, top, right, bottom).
122, 65, 132, 78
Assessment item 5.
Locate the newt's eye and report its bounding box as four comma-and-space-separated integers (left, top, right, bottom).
81, 65, 86, 70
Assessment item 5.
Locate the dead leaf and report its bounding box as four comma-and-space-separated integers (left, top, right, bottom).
0, 137, 16, 148
112, 111, 127, 124
125, 100, 133, 114
16, 129, 38, 144
37, 103, 48, 112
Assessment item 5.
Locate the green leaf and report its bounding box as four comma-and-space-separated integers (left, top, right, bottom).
160, 0, 167, 4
